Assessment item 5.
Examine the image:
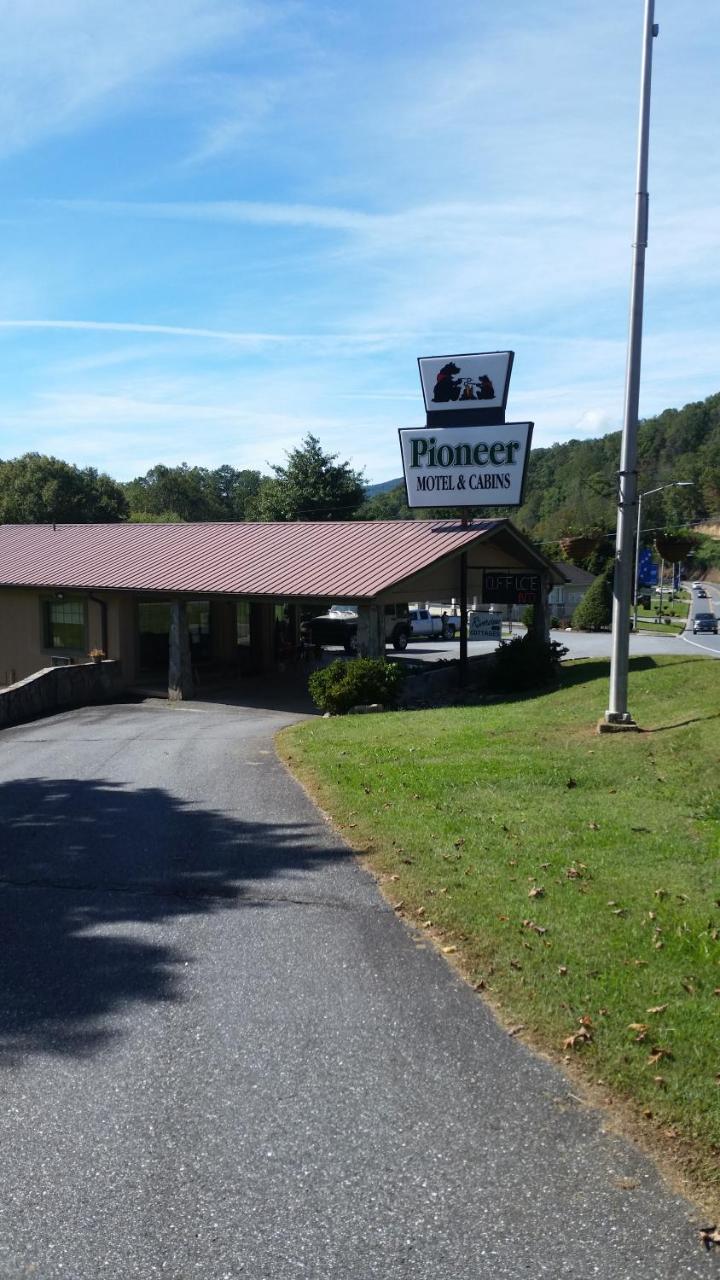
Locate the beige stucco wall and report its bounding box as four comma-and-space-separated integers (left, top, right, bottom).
0, 588, 130, 685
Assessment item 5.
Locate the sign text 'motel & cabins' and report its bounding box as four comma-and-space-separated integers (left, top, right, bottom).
399, 350, 533, 509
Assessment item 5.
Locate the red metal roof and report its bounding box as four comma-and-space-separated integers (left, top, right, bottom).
0, 520, 514, 600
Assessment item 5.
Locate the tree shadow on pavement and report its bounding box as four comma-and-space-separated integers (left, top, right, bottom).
0, 777, 350, 1065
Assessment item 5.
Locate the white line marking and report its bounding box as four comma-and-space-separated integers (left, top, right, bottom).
679, 634, 720, 656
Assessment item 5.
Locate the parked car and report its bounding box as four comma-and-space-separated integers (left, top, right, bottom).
301, 603, 411, 653
693, 613, 718, 635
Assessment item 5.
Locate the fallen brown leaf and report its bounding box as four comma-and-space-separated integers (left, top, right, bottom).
646, 1004, 668, 1015
647, 1046, 673, 1065
700, 1226, 720, 1251
563, 1024, 593, 1051
529, 885, 545, 899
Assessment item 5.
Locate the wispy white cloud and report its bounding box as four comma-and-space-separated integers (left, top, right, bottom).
0, 318, 294, 345
0, 0, 263, 156
47, 198, 379, 232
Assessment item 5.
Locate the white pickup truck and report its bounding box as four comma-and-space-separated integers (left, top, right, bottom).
408, 608, 459, 640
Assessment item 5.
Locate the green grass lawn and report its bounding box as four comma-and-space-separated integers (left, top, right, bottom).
637, 599, 688, 622
279, 655, 720, 1200
635, 620, 686, 635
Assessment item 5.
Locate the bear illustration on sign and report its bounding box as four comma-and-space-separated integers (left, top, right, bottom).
432, 362, 462, 402
432, 362, 496, 403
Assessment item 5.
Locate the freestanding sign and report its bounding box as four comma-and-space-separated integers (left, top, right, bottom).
418, 351, 513, 424
399, 422, 533, 509
468, 611, 502, 641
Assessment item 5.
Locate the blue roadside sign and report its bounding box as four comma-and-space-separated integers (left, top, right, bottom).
638, 547, 659, 586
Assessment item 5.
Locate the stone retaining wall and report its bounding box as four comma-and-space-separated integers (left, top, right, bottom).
0, 660, 125, 730
399, 653, 493, 705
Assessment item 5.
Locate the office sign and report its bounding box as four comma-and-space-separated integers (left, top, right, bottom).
418, 351, 513, 422
398, 422, 533, 508
483, 570, 541, 605
468, 611, 502, 641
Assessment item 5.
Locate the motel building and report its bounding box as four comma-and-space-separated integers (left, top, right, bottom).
0, 519, 564, 701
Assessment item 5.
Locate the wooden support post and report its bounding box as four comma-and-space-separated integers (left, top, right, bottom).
168, 600, 194, 701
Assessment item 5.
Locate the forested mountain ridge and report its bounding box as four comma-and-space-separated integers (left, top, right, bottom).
363, 392, 720, 541
515, 392, 720, 540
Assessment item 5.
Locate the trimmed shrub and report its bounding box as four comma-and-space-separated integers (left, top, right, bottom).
572, 566, 614, 630
308, 658, 405, 715
521, 604, 535, 630
491, 633, 568, 693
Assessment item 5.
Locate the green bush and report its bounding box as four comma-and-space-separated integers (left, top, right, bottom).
572, 565, 614, 630
491, 633, 568, 693
308, 658, 405, 715
521, 604, 535, 630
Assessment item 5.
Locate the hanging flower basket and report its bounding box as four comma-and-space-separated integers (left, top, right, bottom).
558, 532, 605, 560
654, 534, 695, 562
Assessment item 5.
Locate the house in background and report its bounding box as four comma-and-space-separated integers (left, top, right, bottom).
547, 561, 595, 624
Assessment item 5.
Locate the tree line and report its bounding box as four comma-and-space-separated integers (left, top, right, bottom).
1, 393, 719, 557
0, 435, 366, 525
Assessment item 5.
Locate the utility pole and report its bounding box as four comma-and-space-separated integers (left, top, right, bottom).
605, 0, 659, 727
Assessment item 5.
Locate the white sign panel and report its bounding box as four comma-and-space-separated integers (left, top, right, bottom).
399, 422, 533, 508
468, 612, 502, 641
418, 351, 513, 415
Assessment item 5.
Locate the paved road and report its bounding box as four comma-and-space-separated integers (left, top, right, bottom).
392, 585, 720, 665
680, 581, 720, 659
0, 700, 713, 1278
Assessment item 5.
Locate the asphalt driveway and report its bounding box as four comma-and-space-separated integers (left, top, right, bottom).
0, 699, 712, 1278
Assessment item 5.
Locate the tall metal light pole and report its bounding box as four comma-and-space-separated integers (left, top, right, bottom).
633, 481, 693, 628
605, 0, 659, 726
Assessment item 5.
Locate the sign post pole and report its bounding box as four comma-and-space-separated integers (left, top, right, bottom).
605, 0, 658, 726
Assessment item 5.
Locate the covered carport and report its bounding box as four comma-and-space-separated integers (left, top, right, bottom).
0, 519, 564, 701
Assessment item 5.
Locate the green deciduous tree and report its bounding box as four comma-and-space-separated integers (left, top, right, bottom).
124, 463, 262, 522
256, 434, 365, 521
0, 453, 128, 523
361, 484, 411, 520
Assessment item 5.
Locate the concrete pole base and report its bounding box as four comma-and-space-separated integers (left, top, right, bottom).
597, 718, 640, 734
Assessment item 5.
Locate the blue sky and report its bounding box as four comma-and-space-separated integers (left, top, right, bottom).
0, 0, 718, 484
